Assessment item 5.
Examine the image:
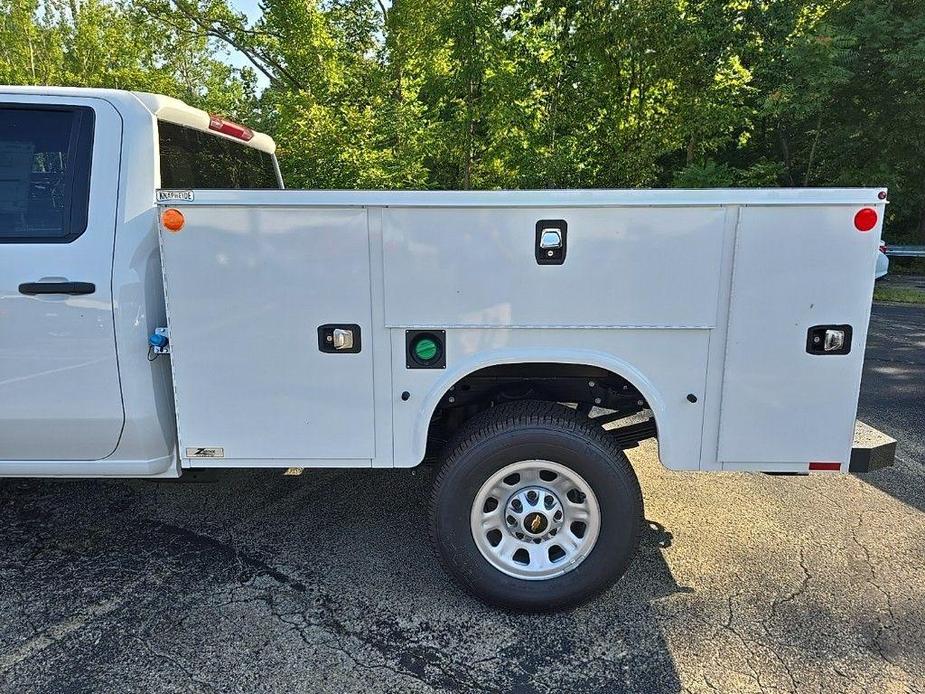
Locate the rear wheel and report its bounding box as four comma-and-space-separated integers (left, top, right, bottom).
429, 401, 643, 611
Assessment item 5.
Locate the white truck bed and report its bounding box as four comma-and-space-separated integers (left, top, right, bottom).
157, 188, 883, 473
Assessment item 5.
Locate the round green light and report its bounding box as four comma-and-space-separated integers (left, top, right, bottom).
414, 336, 439, 362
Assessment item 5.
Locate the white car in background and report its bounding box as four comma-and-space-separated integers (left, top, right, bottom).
876, 241, 889, 279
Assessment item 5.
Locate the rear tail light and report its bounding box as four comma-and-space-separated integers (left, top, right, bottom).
854, 208, 878, 232
208, 115, 254, 142
879, 243, 887, 254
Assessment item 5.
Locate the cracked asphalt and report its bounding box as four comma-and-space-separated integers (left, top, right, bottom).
1, 302, 923, 693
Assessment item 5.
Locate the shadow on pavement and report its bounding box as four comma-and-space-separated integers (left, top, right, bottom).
857, 302, 925, 513
0, 469, 690, 693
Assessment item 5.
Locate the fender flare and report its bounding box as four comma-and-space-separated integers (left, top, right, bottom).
410, 347, 669, 466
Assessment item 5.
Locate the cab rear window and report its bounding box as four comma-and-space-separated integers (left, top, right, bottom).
158, 121, 279, 189
0, 105, 94, 243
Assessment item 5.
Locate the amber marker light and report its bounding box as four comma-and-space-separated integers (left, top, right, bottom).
162, 208, 185, 232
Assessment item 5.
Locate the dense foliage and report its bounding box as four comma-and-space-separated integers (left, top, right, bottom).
2, 0, 924, 240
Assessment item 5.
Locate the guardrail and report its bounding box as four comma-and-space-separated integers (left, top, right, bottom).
885, 245, 925, 257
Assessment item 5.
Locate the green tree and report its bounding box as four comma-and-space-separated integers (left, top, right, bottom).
3, 0, 925, 240
1, 0, 258, 117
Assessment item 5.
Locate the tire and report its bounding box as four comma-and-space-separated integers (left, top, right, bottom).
429, 400, 643, 612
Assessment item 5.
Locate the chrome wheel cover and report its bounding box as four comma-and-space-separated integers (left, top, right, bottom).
470, 460, 601, 580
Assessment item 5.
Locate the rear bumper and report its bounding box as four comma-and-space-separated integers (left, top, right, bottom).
849, 420, 896, 473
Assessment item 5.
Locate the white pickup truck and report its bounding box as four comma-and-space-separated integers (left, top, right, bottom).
0, 86, 895, 610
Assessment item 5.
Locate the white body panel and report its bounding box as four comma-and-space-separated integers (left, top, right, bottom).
382, 207, 725, 328
389, 329, 711, 470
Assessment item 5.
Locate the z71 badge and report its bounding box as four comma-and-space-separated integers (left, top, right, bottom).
185, 447, 224, 458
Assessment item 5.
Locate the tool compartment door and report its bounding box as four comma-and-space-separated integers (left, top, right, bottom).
159, 204, 375, 463
718, 205, 882, 466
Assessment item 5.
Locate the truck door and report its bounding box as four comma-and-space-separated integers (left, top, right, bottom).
0, 97, 124, 460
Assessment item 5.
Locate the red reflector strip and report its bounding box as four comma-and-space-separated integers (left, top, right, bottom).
208, 115, 254, 142
809, 461, 842, 471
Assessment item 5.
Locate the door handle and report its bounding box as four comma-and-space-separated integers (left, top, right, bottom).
19, 281, 96, 296
535, 219, 567, 265
318, 324, 362, 353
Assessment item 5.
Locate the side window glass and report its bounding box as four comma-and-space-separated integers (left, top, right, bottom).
0, 106, 94, 243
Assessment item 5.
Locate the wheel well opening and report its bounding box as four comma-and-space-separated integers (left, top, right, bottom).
424, 363, 657, 462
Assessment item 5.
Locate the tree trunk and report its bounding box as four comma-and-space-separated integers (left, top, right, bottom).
463, 75, 476, 190
918, 203, 925, 245
779, 125, 794, 185
28, 35, 36, 82
378, 0, 401, 101
803, 112, 822, 186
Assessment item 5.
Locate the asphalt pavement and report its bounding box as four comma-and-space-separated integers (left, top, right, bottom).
0, 303, 923, 693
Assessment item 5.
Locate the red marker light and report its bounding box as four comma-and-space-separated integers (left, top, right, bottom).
854, 208, 878, 232
208, 115, 254, 142
809, 461, 842, 471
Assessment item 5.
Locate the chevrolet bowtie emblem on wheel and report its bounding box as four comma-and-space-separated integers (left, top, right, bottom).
525, 512, 547, 534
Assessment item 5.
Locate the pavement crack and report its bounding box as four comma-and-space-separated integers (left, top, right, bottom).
147, 520, 307, 594
849, 510, 913, 679
133, 635, 217, 692
770, 547, 812, 621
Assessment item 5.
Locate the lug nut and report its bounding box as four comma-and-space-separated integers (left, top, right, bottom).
526, 490, 538, 505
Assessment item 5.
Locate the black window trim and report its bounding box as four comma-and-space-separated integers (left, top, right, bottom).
0, 103, 96, 244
